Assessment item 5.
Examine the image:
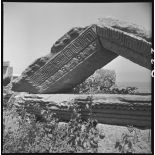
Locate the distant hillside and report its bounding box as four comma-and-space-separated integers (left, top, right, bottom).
116, 81, 151, 93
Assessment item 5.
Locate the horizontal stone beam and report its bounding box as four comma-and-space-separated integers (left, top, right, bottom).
13, 93, 151, 129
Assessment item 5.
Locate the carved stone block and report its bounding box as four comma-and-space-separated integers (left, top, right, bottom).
12, 18, 151, 93
12, 25, 117, 93
97, 18, 151, 69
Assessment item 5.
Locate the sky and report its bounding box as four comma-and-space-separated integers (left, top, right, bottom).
3, 2, 152, 83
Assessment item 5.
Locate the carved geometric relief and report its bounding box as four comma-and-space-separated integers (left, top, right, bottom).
27, 26, 97, 87
12, 18, 151, 93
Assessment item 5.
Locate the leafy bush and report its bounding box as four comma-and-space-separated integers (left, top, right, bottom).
3, 94, 105, 153
73, 69, 116, 94
110, 86, 138, 94
3, 86, 151, 153
73, 69, 138, 94
3, 85, 14, 108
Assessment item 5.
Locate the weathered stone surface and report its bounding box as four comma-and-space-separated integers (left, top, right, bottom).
12, 18, 151, 93
98, 18, 152, 42
97, 18, 151, 69
3, 61, 13, 86
12, 25, 117, 93
3, 61, 13, 78
12, 93, 151, 129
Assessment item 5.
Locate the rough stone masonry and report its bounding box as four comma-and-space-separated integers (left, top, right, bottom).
12, 18, 151, 94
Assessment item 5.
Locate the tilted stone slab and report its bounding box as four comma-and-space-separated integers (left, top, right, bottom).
12, 93, 151, 129
12, 18, 151, 93
12, 25, 117, 93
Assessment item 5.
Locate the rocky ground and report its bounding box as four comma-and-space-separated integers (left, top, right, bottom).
96, 124, 151, 153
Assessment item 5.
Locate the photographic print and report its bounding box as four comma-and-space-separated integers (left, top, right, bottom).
3, 2, 152, 153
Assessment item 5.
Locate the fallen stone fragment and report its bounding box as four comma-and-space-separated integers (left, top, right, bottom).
12, 25, 117, 93
97, 17, 151, 69
12, 18, 151, 93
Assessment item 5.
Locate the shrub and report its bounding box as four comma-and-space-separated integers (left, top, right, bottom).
110, 86, 138, 94
73, 69, 116, 94
73, 69, 139, 94
3, 94, 104, 153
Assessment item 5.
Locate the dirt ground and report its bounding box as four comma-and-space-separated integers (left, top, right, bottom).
96, 124, 151, 153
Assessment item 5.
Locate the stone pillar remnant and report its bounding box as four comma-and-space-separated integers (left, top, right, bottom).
3, 61, 13, 86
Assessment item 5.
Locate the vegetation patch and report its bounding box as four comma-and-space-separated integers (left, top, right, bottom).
3, 86, 151, 153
